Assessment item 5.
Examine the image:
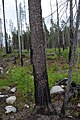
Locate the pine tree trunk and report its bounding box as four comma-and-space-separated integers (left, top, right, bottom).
28, 0, 55, 115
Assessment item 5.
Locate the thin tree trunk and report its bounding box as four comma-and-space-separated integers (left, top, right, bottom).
61, 0, 74, 115
28, 0, 56, 115
62, 30, 65, 51
21, 20, 24, 50
23, 0, 29, 52
0, 19, 3, 50
56, 0, 60, 55
43, 19, 47, 48
2, 0, 8, 53
74, 0, 80, 50
15, 0, 23, 66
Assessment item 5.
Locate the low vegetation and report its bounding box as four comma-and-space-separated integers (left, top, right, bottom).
0, 48, 80, 119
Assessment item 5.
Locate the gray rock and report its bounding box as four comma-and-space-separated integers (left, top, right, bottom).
10, 87, 16, 93
5, 106, 17, 113
6, 96, 16, 104
50, 86, 64, 94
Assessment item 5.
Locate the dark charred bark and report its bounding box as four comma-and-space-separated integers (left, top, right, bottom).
29, 35, 33, 64
28, 0, 55, 115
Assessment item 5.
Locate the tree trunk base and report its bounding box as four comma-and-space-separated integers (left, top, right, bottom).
32, 103, 57, 115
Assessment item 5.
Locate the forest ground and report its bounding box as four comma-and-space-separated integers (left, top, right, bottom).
0, 48, 80, 120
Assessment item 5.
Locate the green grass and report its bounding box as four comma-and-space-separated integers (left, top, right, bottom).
47, 62, 68, 88
0, 48, 80, 103
0, 65, 34, 101
6, 65, 34, 93
0, 47, 80, 116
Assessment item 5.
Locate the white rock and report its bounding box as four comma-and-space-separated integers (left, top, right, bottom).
10, 87, 16, 93
24, 104, 29, 108
0, 92, 2, 94
78, 103, 80, 107
5, 106, 17, 113
0, 95, 8, 98
50, 86, 64, 94
6, 96, 16, 104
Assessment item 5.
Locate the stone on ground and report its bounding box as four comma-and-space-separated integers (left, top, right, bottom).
5, 106, 17, 113
6, 96, 16, 104
50, 86, 64, 94
10, 87, 16, 93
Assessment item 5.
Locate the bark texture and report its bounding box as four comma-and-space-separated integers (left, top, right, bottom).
28, 0, 55, 115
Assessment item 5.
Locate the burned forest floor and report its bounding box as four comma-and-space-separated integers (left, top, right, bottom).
0, 49, 80, 120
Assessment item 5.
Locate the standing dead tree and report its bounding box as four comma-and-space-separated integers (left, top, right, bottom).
28, 0, 56, 115
2, 0, 8, 53
61, 0, 74, 115
61, 0, 80, 115
15, 0, 23, 66
75, 0, 80, 50
56, 0, 60, 55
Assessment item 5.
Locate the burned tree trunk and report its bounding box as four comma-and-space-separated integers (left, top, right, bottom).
28, 0, 55, 115
61, 0, 75, 115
